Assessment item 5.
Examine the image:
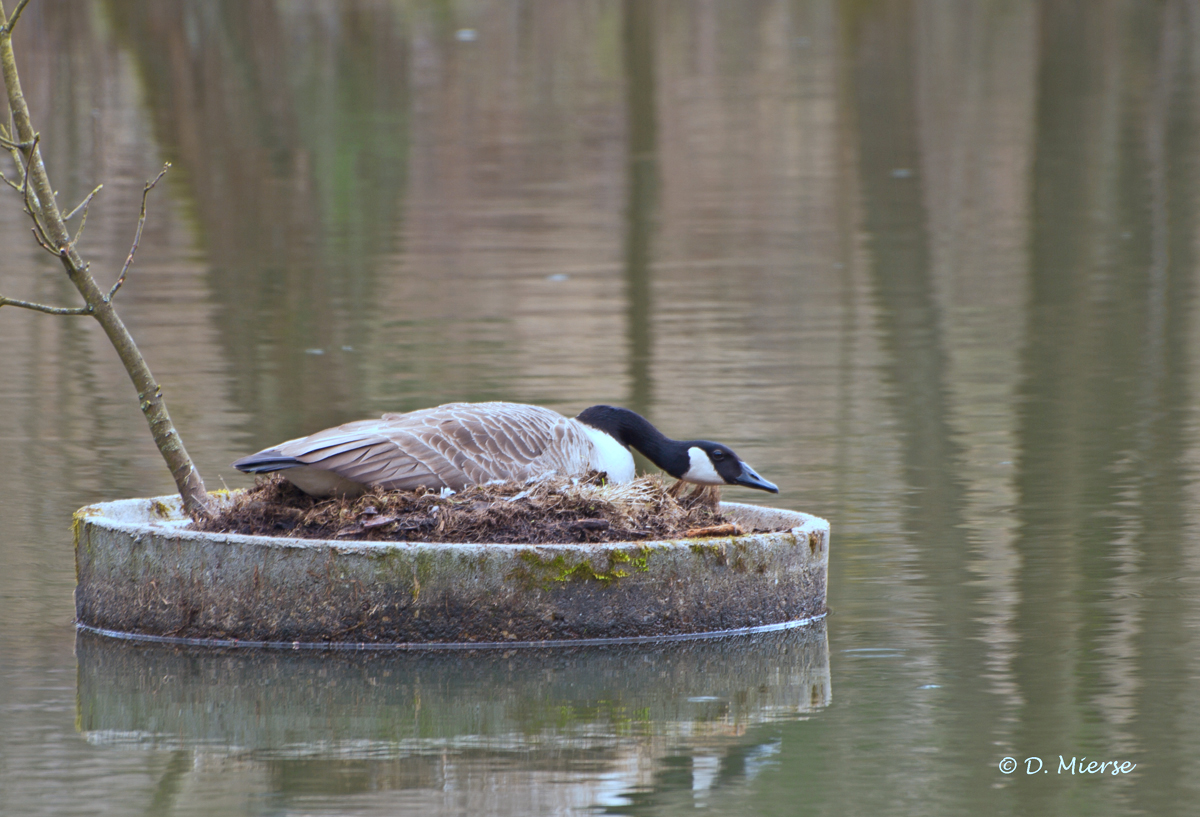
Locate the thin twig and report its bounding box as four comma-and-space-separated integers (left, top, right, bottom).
29, 225, 54, 253
18, 133, 56, 253
1, 123, 25, 188
109, 162, 169, 301
17, 134, 36, 208
2, 138, 35, 194
2, 130, 23, 189
0, 130, 32, 152
29, 224, 59, 255
0, 294, 90, 315
63, 183, 102, 220
66, 182, 102, 247
3, 0, 35, 36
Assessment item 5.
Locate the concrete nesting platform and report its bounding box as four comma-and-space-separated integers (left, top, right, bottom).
74, 494, 829, 646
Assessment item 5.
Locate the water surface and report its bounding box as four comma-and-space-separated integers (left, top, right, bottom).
2, 1, 1199, 815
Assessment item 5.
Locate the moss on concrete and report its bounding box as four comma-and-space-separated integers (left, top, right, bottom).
508, 543, 661, 591
513, 549, 626, 589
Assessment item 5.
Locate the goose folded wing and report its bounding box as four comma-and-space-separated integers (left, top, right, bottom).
268, 422, 437, 490
397, 403, 591, 487
402, 406, 562, 486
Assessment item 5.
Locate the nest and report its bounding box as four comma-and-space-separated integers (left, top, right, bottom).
197, 472, 744, 544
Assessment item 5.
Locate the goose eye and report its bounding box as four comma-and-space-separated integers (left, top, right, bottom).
711, 449, 726, 460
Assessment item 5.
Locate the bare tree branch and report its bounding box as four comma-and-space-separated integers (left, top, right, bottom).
0, 3, 210, 518
0, 293, 89, 315
109, 163, 169, 301
1, 0, 32, 36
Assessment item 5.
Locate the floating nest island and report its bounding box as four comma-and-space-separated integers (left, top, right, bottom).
75, 474, 829, 647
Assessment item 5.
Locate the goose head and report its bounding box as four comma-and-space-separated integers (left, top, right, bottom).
574, 405, 779, 493
678, 440, 779, 493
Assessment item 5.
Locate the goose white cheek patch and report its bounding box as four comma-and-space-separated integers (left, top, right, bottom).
683, 446, 724, 485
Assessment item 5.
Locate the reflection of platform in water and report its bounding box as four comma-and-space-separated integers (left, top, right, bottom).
77, 624, 830, 754
77, 625, 829, 811
75, 623, 830, 811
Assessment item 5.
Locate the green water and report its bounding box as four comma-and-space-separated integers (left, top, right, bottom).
2, 1, 1199, 814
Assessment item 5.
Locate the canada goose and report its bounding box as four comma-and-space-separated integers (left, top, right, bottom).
232, 401, 778, 498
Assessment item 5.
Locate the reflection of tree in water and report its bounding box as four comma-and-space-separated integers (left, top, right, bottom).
1014, 3, 1200, 815
104, 0, 411, 437
622, 0, 658, 419
844, 0, 997, 807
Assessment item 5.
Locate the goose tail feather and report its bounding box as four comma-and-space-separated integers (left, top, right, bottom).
232, 450, 301, 474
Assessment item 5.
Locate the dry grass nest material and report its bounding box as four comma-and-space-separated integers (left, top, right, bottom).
198, 472, 764, 544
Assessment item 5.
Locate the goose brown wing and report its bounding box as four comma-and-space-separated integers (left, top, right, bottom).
274, 402, 593, 491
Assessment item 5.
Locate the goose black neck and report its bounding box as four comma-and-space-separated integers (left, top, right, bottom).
575, 405, 691, 477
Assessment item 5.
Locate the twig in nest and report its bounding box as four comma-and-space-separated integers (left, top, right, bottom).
109, 163, 170, 302
568, 518, 610, 532
683, 523, 744, 538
